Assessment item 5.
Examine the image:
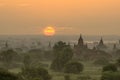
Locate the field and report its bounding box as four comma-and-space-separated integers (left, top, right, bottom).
9, 61, 103, 80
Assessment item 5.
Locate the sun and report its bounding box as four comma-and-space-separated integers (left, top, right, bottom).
43, 26, 56, 36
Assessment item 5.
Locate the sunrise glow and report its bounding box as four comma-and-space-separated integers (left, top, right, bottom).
43, 26, 55, 36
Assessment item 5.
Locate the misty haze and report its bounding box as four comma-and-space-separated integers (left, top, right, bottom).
0, 0, 120, 80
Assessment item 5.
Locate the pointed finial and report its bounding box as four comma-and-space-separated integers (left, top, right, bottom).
99, 37, 104, 44
101, 37, 103, 40
80, 34, 82, 37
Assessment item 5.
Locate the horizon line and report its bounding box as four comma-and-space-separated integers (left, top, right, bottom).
0, 34, 120, 36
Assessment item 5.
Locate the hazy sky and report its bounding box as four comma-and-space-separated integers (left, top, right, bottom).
0, 0, 120, 35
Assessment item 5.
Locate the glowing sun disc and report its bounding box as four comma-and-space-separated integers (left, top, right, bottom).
43, 26, 55, 36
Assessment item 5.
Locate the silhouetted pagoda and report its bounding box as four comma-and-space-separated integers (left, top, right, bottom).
97, 38, 107, 51
73, 35, 111, 60
74, 34, 88, 50
74, 34, 88, 57
113, 44, 118, 52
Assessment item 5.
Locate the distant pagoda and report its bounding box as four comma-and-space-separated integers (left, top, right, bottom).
97, 37, 107, 51
74, 34, 88, 50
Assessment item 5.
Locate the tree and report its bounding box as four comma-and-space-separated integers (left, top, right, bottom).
50, 41, 73, 71
102, 64, 118, 72
21, 67, 51, 80
23, 55, 31, 68
64, 61, 84, 74
0, 49, 18, 68
101, 72, 120, 80
52, 41, 67, 58
53, 41, 66, 53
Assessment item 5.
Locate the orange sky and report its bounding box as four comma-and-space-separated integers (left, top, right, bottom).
0, 0, 120, 35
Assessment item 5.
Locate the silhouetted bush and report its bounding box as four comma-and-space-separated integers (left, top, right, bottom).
64, 61, 84, 74
102, 64, 118, 72
21, 67, 52, 80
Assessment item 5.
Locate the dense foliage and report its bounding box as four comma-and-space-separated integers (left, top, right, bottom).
51, 41, 73, 71
0, 49, 19, 68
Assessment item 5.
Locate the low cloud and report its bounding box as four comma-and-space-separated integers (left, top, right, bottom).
55, 26, 75, 35
56, 26, 73, 31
